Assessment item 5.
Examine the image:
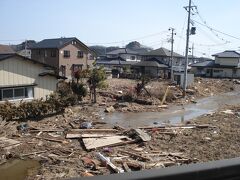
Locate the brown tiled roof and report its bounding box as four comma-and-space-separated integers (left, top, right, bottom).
0, 44, 15, 54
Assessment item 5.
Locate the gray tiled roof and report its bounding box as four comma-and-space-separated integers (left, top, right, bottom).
106, 48, 139, 55
142, 47, 184, 58
190, 60, 215, 67
31, 37, 76, 49
212, 50, 240, 58
96, 60, 137, 66
132, 60, 168, 68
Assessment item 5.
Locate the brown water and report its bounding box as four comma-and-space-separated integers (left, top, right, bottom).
0, 159, 40, 180
102, 90, 240, 128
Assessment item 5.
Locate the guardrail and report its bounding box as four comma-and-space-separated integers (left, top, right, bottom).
70, 157, 240, 180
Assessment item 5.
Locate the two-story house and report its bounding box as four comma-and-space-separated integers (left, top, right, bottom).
141, 47, 184, 67
96, 48, 141, 74
190, 50, 240, 78
31, 37, 95, 79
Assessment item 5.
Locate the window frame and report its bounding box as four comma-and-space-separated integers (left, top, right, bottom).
0, 86, 34, 101
77, 51, 84, 58
63, 50, 70, 58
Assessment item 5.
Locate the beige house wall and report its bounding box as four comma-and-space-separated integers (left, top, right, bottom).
215, 57, 240, 66
59, 43, 91, 78
0, 56, 57, 100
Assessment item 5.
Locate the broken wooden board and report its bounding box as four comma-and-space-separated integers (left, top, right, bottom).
0, 137, 21, 150
71, 129, 118, 133
134, 129, 151, 142
66, 133, 114, 139
83, 136, 128, 150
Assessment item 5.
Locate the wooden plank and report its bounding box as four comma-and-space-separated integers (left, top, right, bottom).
118, 150, 151, 162
0, 137, 21, 150
70, 129, 118, 133
134, 129, 151, 142
161, 86, 169, 105
82, 136, 128, 150
34, 136, 68, 144
66, 133, 113, 139
122, 162, 131, 172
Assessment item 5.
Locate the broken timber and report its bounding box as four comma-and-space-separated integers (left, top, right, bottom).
66, 133, 113, 139
134, 129, 151, 142
82, 135, 129, 150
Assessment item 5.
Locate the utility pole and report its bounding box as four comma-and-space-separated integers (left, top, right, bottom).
24, 39, 27, 57
183, 0, 196, 97
169, 27, 176, 81
192, 43, 194, 63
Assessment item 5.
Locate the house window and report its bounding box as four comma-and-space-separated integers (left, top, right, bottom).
88, 54, 94, 60
44, 50, 47, 57
0, 87, 34, 101
72, 64, 82, 73
63, 50, 70, 58
77, 51, 84, 58
130, 56, 136, 60
51, 50, 56, 57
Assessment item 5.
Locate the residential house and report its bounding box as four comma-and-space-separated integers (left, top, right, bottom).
96, 48, 141, 75
106, 48, 141, 62
190, 50, 240, 78
0, 44, 15, 54
141, 47, 184, 70
0, 53, 65, 102
11, 40, 36, 59
132, 57, 169, 78
31, 37, 95, 79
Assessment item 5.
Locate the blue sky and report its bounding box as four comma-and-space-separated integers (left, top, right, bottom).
1, 0, 240, 57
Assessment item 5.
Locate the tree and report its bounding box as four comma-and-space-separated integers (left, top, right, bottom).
88, 67, 106, 103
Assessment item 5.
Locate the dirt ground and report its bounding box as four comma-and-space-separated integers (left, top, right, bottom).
0, 78, 239, 179
88, 77, 235, 113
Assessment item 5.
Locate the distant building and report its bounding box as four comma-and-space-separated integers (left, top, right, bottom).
190, 50, 240, 78
31, 37, 96, 79
96, 48, 141, 74
141, 47, 184, 68
0, 44, 15, 54
132, 57, 169, 78
11, 40, 36, 59
0, 53, 65, 102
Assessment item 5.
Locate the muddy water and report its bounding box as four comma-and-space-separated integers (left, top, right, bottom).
102, 90, 240, 128
0, 159, 40, 180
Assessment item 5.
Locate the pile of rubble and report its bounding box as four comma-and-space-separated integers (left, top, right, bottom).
0, 107, 220, 179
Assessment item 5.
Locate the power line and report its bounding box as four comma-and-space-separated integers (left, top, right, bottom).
193, 20, 240, 41
86, 30, 169, 45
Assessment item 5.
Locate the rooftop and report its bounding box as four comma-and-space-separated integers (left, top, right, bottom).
142, 47, 184, 58
106, 48, 139, 55
212, 50, 240, 58
0, 44, 15, 54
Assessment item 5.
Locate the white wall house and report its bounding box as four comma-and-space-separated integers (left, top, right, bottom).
190, 51, 240, 78
0, 54, 63, 102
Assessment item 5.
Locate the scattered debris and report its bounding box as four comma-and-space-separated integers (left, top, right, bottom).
96, 152, 124, 173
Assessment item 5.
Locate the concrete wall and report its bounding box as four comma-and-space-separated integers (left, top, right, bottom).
174, 73, 194, 88
0, 56, 57, 101
215, 57, 240, 66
